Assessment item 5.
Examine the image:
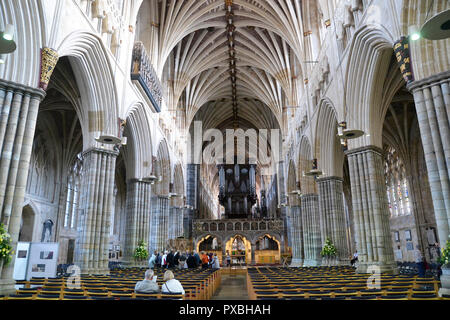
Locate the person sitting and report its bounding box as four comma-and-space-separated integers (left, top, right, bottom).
161, 270, 185, 295
134, 269, 159, 293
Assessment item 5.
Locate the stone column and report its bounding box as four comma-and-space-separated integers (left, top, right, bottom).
168, 205, 175, 240
407, 72, 450, 248
251, 243, 256, 265
345, 146, 397, 274
0, 80, 46, 295
123, 179, 152, 267
318, 176, 350, 265
185, 164, 199, 238
289, 205, 303, 266
301, 194, 322, 266
73, 147, 118, 275
149, 194, 159, 252
157, 195, 169, 251
277, 161, 288, 253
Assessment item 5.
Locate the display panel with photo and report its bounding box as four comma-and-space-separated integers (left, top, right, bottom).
32, 264, 46, 272
18, 250, 27, 258
39, 251, 54, 259
405, 230, 412, 241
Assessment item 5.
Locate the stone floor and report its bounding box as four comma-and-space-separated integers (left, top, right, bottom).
212, 274, 249, 300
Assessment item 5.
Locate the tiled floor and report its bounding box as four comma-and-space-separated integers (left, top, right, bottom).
212, 274, 249, 300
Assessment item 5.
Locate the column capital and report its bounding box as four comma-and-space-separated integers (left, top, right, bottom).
344, 145, 384, 157
82, 147, 120, 158
316, 176, 344, 183
406, 70, 450, 92
127, 177, 153, 185
300, 193, 319, 200
0, 79, 46, 100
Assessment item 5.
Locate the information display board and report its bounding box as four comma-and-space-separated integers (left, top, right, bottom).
13, 242, 31, 280
26, 242, 59, 280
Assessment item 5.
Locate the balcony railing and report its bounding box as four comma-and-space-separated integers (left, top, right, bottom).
131, 42, 162, 112
193, 219, 284, 236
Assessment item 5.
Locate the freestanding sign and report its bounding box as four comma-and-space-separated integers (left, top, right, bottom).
13, 242, 31, 280
25, 242, 59, 280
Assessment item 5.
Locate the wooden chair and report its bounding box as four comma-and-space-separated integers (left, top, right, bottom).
134, 293, 159, 299
6, 294, 34, 300
35, 294, 60, 300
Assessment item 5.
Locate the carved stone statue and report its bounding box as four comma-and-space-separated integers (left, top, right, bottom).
41, 219, 54, 243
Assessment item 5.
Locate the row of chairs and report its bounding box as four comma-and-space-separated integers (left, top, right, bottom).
397, 261, 442, 278
5, 267, 221, 300
246, 266, 448, 300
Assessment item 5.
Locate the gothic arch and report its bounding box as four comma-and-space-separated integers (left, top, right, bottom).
298, 135, 315, 194
344, 25, 396, 149
122, 102, 153, 180
0, 0, 47, 87
57, 31, 119, 149
401, 0, 450, 80
314, 99, 344, 177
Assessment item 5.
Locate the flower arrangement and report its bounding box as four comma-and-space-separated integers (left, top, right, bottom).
133, 240, 149, 261
320, 237, 337, 257
438, 240, 450, 268
0, 224, 13, 265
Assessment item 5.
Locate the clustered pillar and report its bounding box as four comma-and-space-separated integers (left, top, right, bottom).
149, 195, 169, 252
407, 72, 450, 248
346, 146, 397, 274
301, 194, 322, 266
289, 205, 303, 266
317, 176, 349, 265
123, 179, 152, 266
277, 161, 288, 253
0, 80, 46, 295
74, 148, 118, 275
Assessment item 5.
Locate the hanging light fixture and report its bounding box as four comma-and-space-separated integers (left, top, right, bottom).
420, 3, 450, 40
95, 134, 122, 145
142, 175, 157, 184
305, 159, 322, 177
0, 24, 16, 58
337, 121, 364, 140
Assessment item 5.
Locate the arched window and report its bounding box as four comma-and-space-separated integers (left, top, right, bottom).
384, 147, 411, 217
64, 155, 83, 229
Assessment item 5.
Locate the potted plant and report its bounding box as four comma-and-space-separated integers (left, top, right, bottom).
438, 239, 450, 297
133, 240, 149, 266
320, 237, 337, 266
0, 224, 13, 268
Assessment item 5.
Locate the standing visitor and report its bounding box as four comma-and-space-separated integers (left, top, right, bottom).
414, 245, 425, 278
148, 251, 157, 269
226, 251, 231, 267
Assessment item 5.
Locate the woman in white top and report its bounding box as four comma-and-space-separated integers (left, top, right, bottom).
212, 254, 221, 269
161, 270, 185, 295
162, 251, 168, 268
